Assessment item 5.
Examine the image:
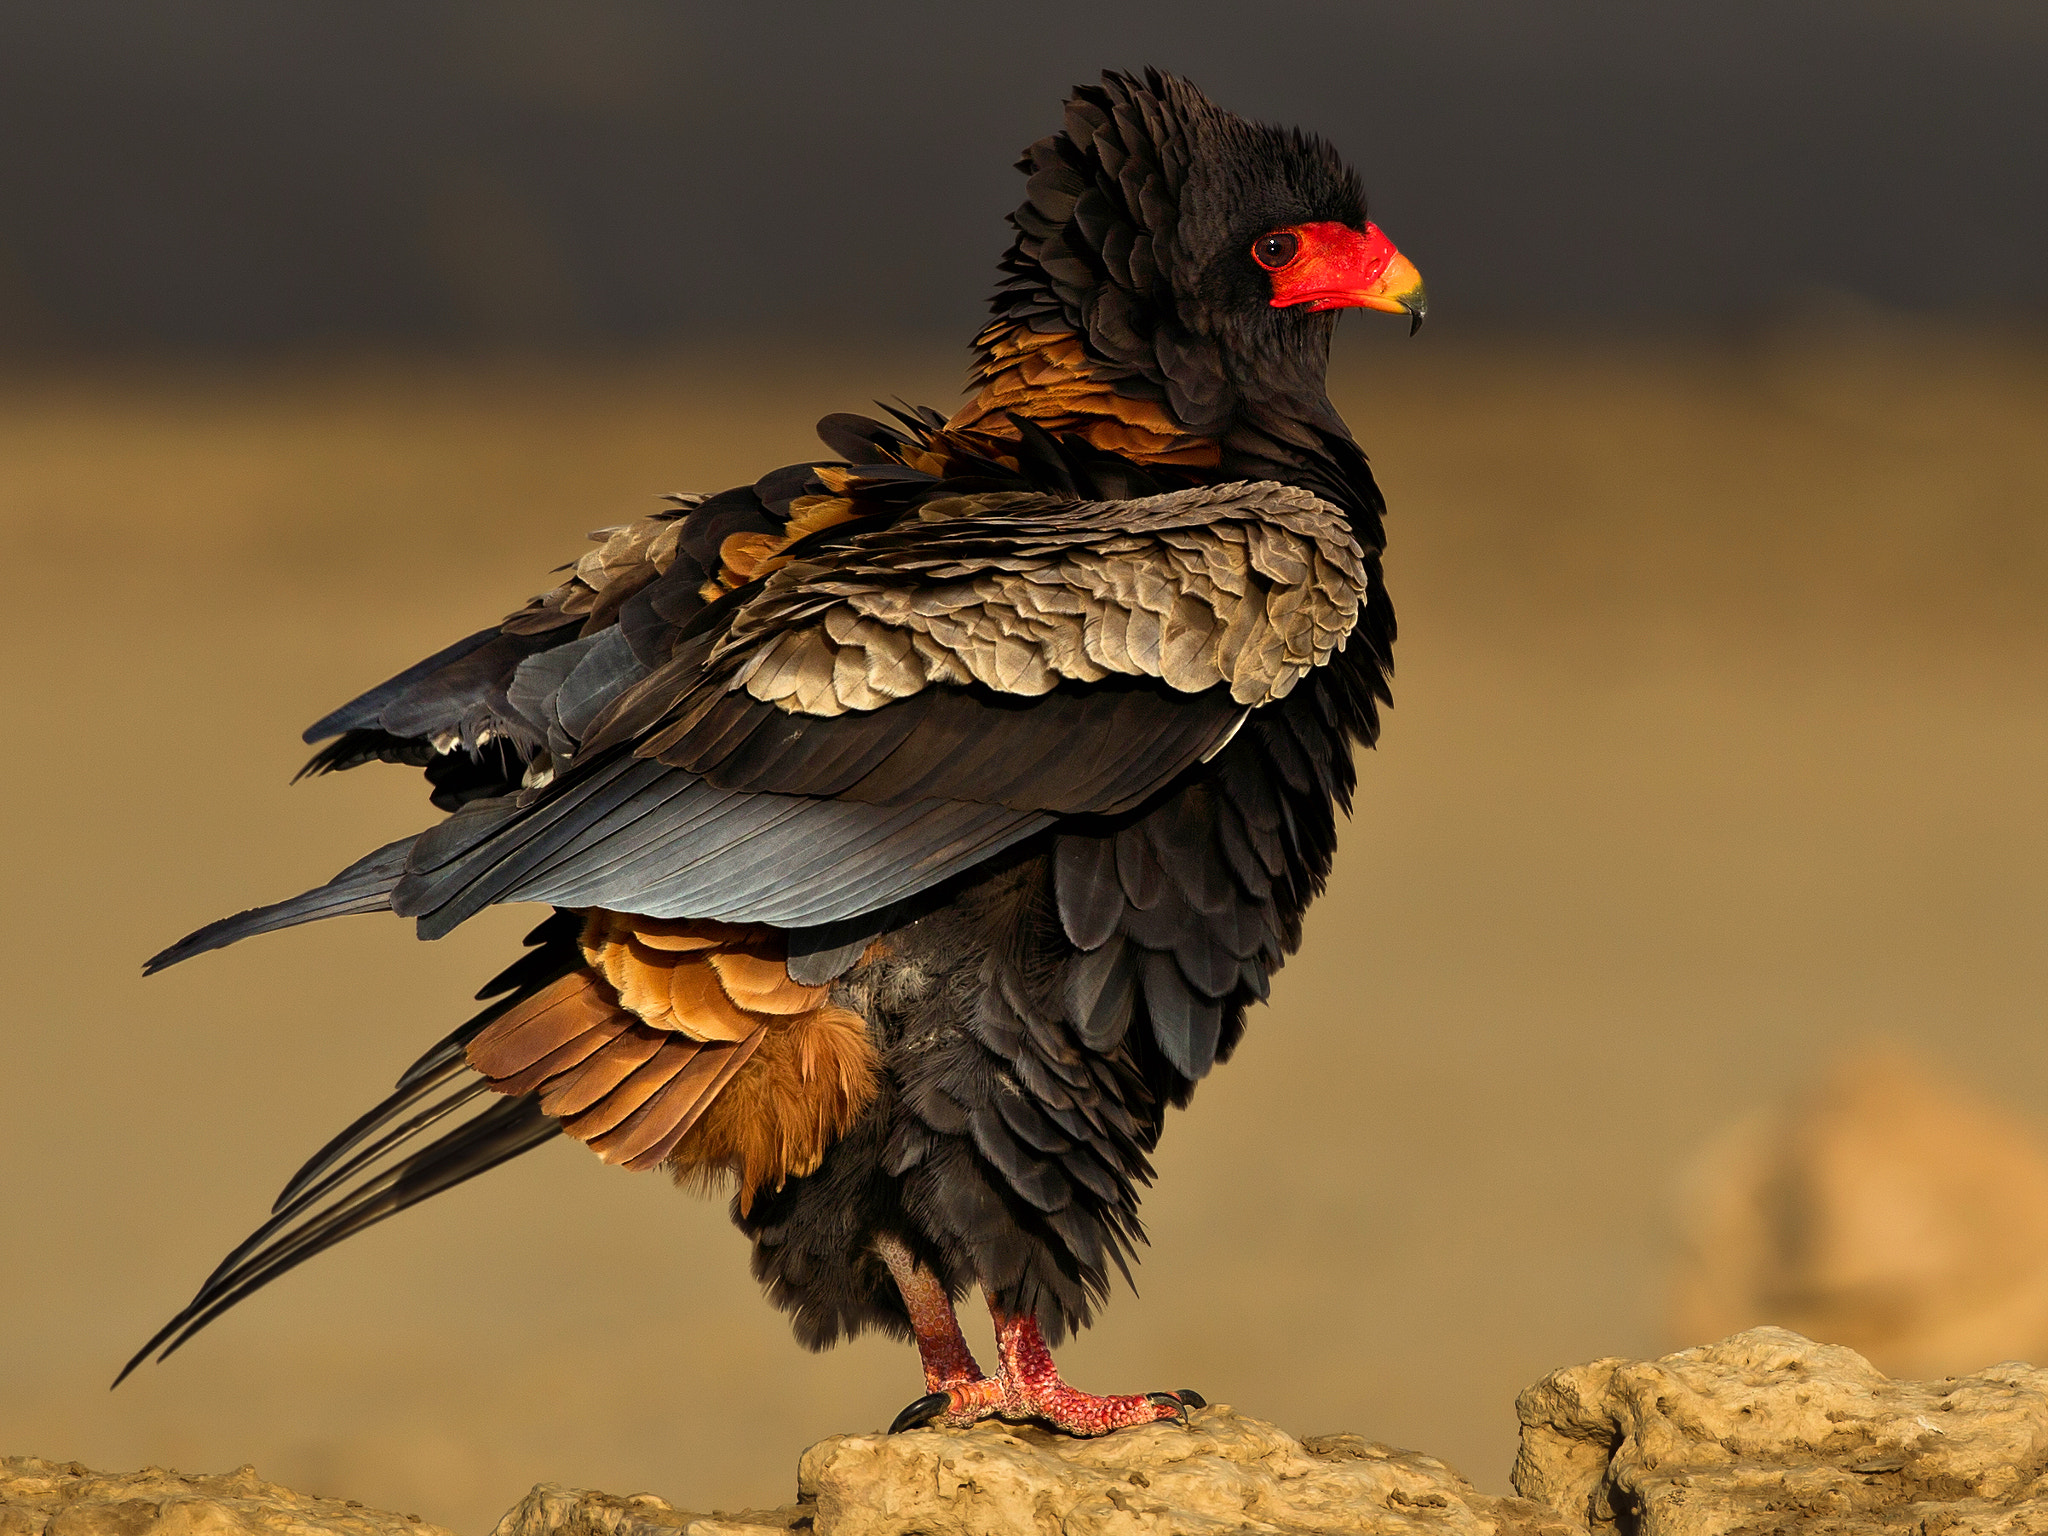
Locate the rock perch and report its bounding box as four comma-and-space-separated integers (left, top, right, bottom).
1516, 1327, 2048, 1534
22, 1332, 2048, 1535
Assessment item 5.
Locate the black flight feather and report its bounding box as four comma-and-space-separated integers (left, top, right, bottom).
143, 836, 418, 975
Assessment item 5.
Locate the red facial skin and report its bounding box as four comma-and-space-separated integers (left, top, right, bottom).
1258, 220, 1427, 323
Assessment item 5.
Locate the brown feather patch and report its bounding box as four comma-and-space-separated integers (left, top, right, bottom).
624, 1028, 765, 1172
466, 925, 878, 1198
948, 323, 1221, 468
534, 1024, 665, 1116
589, 1043, 738, 1168
465, 970, 622, 1079
490, 1018, 635, 1100
707, 947, 831, 1013
703, 496, 865, 596
564, 910, 880, 1200
581, 911, 803, 1041
665, 1003, 878, 1214
561, 1034, 702, 1140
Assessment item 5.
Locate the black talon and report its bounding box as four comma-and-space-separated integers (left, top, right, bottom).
1146, 1391, 1190, 1425
1174, 1389, 1207, 1409
890, 1391, 953, 1434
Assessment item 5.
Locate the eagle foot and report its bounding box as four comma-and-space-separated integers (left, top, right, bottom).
878, 1237, 1205, 1437
891, 1381, 1199, 1437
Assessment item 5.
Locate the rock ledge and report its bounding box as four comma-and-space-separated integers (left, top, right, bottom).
493, 1406, 1578, 1536
0, 1457, 456, 1536
1516, 1327, 2048, 1535
22, 1332, 2048, 1536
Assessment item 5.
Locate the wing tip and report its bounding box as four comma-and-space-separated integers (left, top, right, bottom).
142, 920, 236, 976
143, 836, 420, 976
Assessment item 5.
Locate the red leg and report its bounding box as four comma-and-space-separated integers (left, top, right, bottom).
875, 1234, 985, 1393
907, 1300, 1196, 1437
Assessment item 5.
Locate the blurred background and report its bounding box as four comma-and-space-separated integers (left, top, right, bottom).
2, 1, 2045, 1530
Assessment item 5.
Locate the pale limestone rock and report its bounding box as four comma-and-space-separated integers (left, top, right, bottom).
1514, 1326, 2048, 1535
490, 1407, 1576, 1536
793, 1405, 1581, 1536
487, 1482, 800, 1536
0, 1458, 455, 1536
53, 1333, 2048, 1536
1670, 1045, 2048, 1379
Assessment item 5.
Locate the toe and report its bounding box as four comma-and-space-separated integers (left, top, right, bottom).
889, 1391, 953, 1434
1144, 1391, 1190, 1425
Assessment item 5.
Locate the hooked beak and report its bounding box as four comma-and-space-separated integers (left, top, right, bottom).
1354, 248, 1428, 335
1268, 221, 1427, 335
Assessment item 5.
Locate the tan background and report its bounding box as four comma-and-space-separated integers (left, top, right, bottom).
3, 319, 2045, 1529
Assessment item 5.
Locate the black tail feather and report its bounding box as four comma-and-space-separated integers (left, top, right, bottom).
264, 1073, 488, 1224
115, 912, 583, 1387
274, 911, 583, 1211
143, 836, 419, 975
198, 1073, 492, 1293
114, 1097, 559, 1386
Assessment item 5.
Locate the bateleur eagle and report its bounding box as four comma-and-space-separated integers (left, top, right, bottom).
123, 67, 1426, 1437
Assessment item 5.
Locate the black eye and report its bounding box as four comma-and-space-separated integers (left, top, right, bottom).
1252, 231, 1300, 271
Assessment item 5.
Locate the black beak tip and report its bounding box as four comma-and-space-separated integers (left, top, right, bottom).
1404, 281, 1429, 336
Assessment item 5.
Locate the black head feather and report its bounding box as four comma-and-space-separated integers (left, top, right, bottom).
988, 69, 1371, 447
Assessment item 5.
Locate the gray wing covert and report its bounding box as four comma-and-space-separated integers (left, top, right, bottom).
164, 480, 1369, 966
393, 480, 1370, 939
